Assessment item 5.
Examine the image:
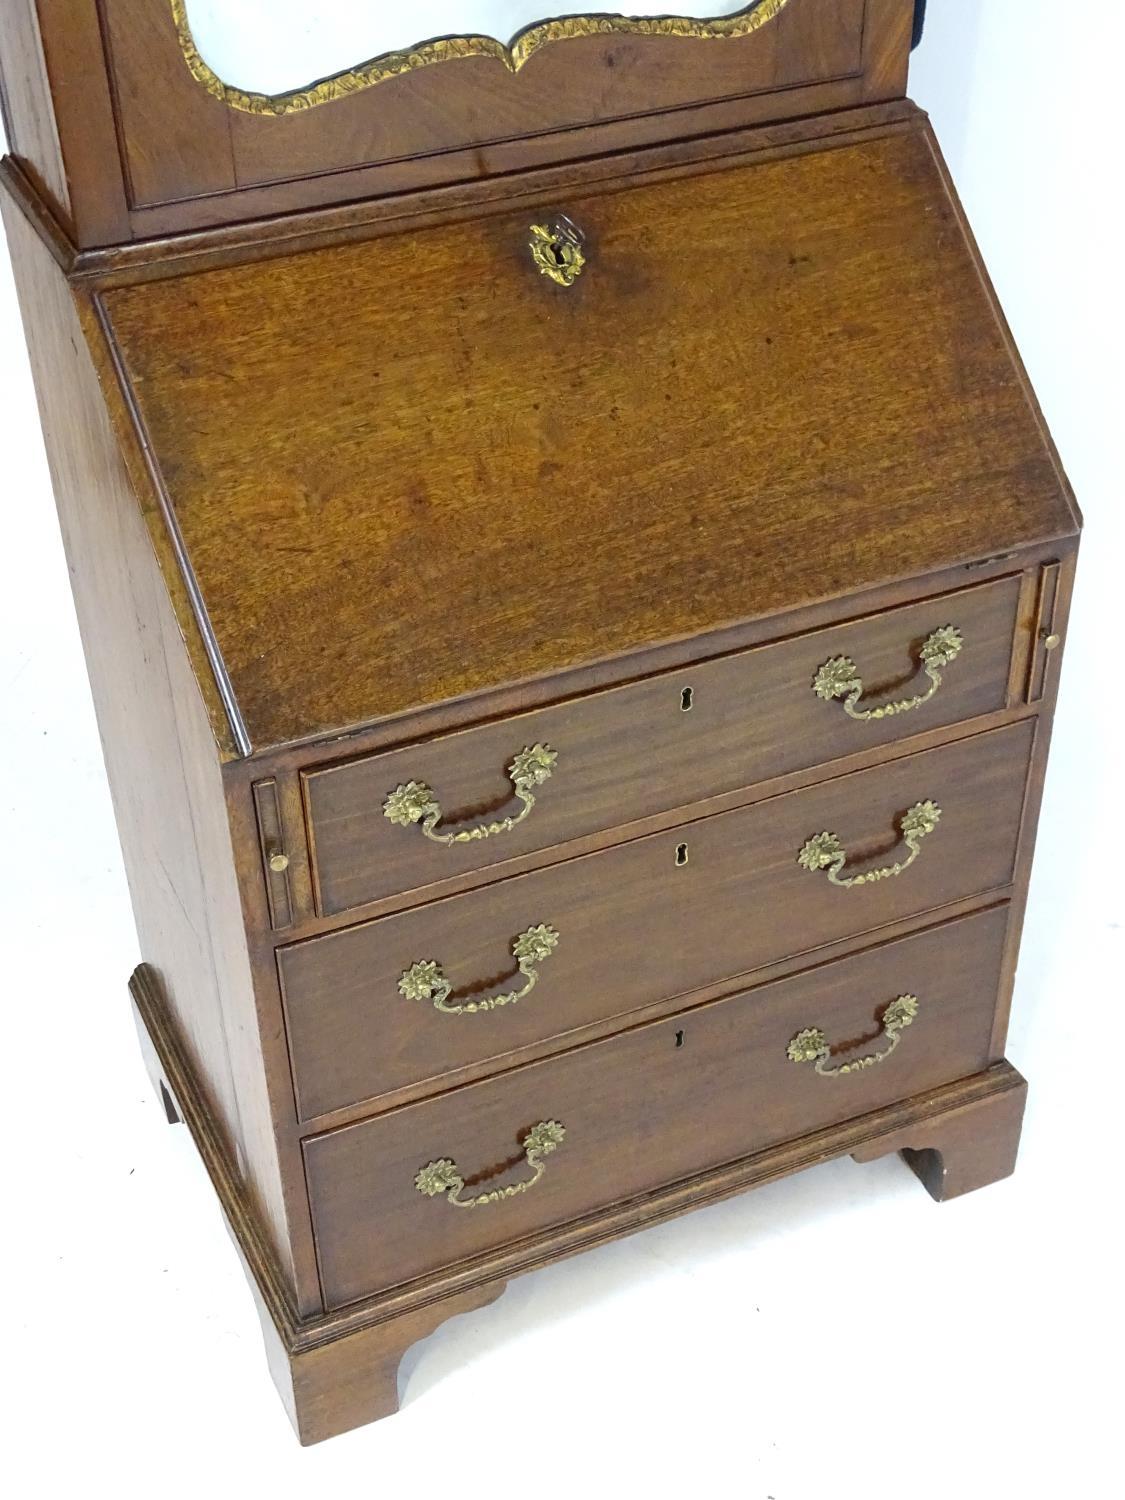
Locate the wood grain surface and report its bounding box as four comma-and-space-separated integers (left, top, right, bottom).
0, 0, 1079, 1447
101, 126, 1075, 751
133, 957, 1028, 1444
281, 719, 1033, 1120
0, 0, 69, 224
2, 0, 915, 244
305, 573, 1023, 915
305, 903, 1010, 1307
0, 193, 303, 1291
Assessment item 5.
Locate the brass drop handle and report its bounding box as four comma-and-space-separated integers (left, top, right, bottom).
398, 924, 559, 1016
529, 220, 586, 287
415, 1121, 566, 1208
383, 743, 557, 845
813, 626, 963, 720
798, 800, 941, 887
788, 995, 920, 1076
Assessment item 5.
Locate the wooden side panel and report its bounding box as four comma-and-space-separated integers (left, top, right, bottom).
860, 0, 914, 100
0, 0, 69, 225
0, 1, 131, 246
0, 191, 299, 1291
32, 0, 131, 245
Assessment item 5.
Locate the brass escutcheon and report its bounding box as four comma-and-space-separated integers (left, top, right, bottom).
529, 220, 586, 287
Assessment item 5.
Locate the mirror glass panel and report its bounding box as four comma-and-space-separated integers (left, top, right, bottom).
182, 2, 760, 97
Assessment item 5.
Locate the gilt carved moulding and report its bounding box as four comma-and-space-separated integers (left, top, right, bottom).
174, 0, 794, 114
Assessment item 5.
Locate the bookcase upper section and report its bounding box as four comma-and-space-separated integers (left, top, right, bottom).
0, 0, 914, 249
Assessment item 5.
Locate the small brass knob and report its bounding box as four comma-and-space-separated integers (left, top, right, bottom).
1041, 631, 1061, 651
268, 849, 290, 874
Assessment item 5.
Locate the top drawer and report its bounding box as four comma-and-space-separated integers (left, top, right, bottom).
304, 576, 1022, 915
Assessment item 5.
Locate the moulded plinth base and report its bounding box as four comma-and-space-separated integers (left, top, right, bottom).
130, 963, 1026, 1444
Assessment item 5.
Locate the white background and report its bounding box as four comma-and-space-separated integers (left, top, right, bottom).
0, 4, 1120, 1495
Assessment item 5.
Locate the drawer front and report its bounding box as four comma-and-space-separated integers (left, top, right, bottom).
281, 719, 1033, 1120
305, 904, 1010, 1308
304, 576, 1023, 915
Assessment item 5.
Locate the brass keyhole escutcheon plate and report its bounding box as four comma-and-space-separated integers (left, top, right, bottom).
530, 220, 586, 287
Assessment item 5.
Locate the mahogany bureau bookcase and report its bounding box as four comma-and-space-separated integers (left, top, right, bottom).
0, 0, 1079, 1444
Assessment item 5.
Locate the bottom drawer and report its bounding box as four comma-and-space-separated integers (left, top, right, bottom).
306, 904, 1010, 1309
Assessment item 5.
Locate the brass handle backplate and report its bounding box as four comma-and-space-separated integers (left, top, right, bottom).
415, 1121, 566, 1208
529, 220, 586, 287
788, 995, 920, 1076
399, 924, 560, 1016
384, 743, 557, 846
813, 626, 963, 721
798, 800, 941, 888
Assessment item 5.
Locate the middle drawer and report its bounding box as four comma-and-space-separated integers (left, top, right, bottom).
279, 718, 1033, 1121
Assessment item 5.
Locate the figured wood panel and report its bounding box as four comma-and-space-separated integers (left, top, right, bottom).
305, 903, 1010, 1306
305, 574, 1023, 916
102, 125, 1076, 750
281, 720, 1033, 1120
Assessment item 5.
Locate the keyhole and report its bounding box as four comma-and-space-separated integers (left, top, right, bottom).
680, 686, 694, 712
549, 241, 566, 267
674, 1029, 685, 1049
675, 842, 689, 866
